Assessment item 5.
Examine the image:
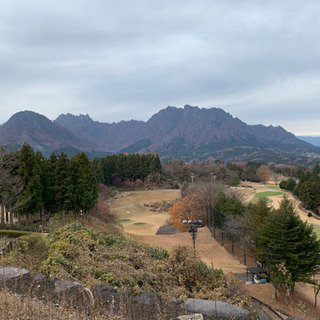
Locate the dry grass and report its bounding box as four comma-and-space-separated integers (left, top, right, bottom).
0, 289, 123, 320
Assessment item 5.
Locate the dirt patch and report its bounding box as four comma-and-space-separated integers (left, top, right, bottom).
246, 283, 319, 320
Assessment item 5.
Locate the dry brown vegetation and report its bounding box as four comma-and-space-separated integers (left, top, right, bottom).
0, 289, 124, 320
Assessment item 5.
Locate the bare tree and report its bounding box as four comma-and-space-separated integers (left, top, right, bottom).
191, 181, 221, 227
257, 165, 270, 184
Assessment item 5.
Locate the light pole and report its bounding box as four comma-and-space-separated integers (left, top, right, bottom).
191, 173, 195, 185
183, 219, 202, 255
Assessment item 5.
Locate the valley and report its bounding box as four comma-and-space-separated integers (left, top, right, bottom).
110, 185, 320, 319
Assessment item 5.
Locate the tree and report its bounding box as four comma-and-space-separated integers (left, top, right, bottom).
251, 198, 320, 303
228, 175, 240, 187
70, 152, 98, 214
310, 270, 320, 307
191, 182, 221, 227
0, 148, 24, 225
299, 180, 319, 211
53, 152, 75, 225
17, 144, 43, 226
214, 191, 246, 217
313, 162, 320, 175
149, 154, 163, 174
279, 178, 296, 192
169, 193, 207, 232
245, 197, 271, 243
257, 165, 270, 184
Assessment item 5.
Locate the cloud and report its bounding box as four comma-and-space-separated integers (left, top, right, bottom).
0, 0, 320, 134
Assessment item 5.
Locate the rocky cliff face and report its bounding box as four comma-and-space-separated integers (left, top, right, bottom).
0, 105, 319, 163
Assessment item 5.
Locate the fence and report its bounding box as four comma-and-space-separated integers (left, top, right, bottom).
210, 227, 256, 267
208, 210, 257, 268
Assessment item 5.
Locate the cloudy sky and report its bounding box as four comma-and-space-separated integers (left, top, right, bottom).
0, 0, 319, 135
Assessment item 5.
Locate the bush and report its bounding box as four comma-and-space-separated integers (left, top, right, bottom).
279, 178, 296, 192
2, 234, 49, 273
5, 223, 249, 307
0, 230, 35, 238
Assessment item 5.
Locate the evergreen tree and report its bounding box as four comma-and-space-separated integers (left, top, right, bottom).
0, 148, 24, 224
313, 162, 320, 175
228, 175, 240, 187
279, 178, 296, 192
253, 198, 320, 297
299, 180, 318, 211
214, 191, 246, 217
150, 154, 163, 174
245, 197, 272, 249
45, 153, 58, 213
91, 158, 104, 184
17, 144, 43, 226
70, 152, 98, 213
53, 152, 75, 224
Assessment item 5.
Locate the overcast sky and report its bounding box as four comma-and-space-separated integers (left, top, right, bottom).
0, 0, 319, 135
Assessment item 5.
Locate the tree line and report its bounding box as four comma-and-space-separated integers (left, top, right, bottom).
162, 159, 278, 189
280, 162, 320, 215
1, 146, 165, 228
0, 144, 98, 227
92, 153, 163, 185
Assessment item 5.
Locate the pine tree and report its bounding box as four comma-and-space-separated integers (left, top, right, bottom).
299, 180, 318, 211
91, 158, 104, 183
253, 198, 320, 299
150, 154, 163, 174
17, 144, 43, 226
0, 148, 24, 224
70, 152, 98, 213
53, 152, 74, 224
245, 197, 272, 248
313, 162, 320, 175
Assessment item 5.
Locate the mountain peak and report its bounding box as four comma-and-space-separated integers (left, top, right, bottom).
7, 110, 51, 124
1, 106, 319, 164
56, 113, 93, 123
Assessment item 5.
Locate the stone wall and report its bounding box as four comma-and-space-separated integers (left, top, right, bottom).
0, 266, 254, 319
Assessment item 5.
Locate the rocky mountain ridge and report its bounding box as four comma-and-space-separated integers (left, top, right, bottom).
0, 105, 319, 164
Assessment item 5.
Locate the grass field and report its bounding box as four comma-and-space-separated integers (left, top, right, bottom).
133, 222, 147, 225
267, 185, 280, 190
254, 191, 284, 198
119, 218, 131, 222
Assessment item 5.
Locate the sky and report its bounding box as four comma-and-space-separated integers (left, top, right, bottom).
0, 0, 320, 136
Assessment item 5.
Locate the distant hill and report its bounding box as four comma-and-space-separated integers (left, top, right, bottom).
1, 105, 320, 164
0, 111, 88, 149
297, 136, 320, 147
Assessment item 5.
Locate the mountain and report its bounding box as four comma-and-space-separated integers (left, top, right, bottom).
0, 111, 90, 149
1, 106, 320, 164
297, 136, 320, 147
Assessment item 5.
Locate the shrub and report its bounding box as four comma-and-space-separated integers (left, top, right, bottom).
5, 223, 249, 307
0, 230, 34, 238
2, 234, 49, 273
